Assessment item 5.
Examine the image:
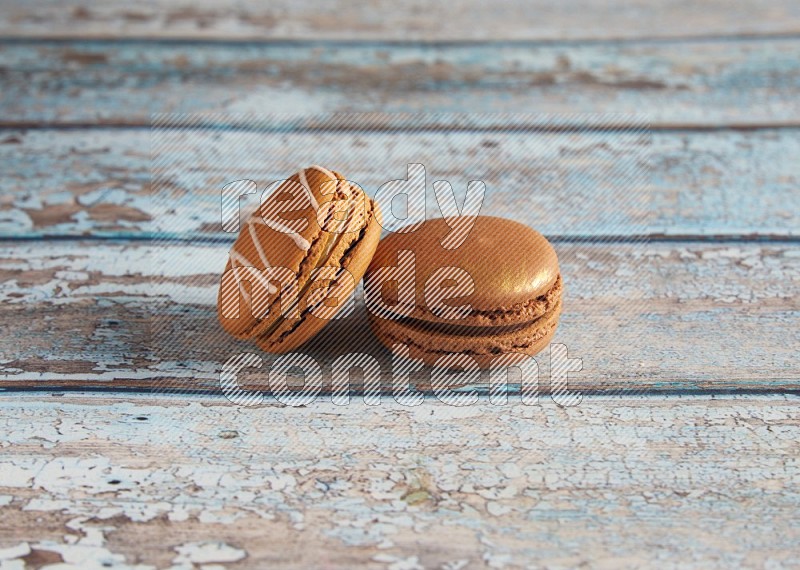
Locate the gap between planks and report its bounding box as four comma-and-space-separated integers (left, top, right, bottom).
5, 122, 800, 132
4, 33, 800, 47
3, 234, 800, 244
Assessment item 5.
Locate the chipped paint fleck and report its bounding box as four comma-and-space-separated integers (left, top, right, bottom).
173, 542, 246, 565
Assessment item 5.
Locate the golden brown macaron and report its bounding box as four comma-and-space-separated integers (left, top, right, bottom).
364, 216, 562, 368
217, 165, 382, 353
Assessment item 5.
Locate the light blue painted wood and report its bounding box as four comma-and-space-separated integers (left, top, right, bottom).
0, 240, 797, 392
1, 38, 799, 127
3, 0, 800, 41
1, 392, 798, 566
1, 128, 798, 239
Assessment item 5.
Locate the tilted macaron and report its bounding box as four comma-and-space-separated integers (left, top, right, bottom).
217, 165, 382, 353
364, 216, 562, 368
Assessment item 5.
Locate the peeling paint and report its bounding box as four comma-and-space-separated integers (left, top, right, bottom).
0, 394, 798, 567
172, 542, 246, 565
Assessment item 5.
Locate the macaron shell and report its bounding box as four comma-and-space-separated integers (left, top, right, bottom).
254, 196, 383, 353
368, 296, 562, 369
365, 216, 560, 327
217, 166, 350, 339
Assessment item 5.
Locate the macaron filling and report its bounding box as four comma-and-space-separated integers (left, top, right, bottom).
370, 299, 561, 359
370, 278, 562, 355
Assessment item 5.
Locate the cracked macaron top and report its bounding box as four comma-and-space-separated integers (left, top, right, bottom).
217, 165, 382, 353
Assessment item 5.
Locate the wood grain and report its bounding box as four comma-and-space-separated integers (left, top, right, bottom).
1, 1, 797, 562
2, 128, 798, 239
0, 393, 798, 568
1, 0, 799, 41
1, 240, 797, 393
2, 38, 800, 127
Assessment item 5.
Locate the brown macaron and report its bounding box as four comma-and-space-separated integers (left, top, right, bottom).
217, 165, 382, 353
364, 216, 562, 368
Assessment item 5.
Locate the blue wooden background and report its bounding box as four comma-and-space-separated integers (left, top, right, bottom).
0, 2, 799, 567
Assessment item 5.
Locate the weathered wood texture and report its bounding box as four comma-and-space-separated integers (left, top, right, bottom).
2, 38, 800, 127
0, 394, 798, 568
2, 2, 798, 566
2, 128, 798, 238
2, 240, 797, 393
2, 0, 800, 41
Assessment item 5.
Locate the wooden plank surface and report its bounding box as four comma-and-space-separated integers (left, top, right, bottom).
0, 393, 797, 568
2, 38, 800, 128
1, 239, 797, 393
1, 0, 799, 41
2, 1, 798, 565
2, 128, 798, 239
